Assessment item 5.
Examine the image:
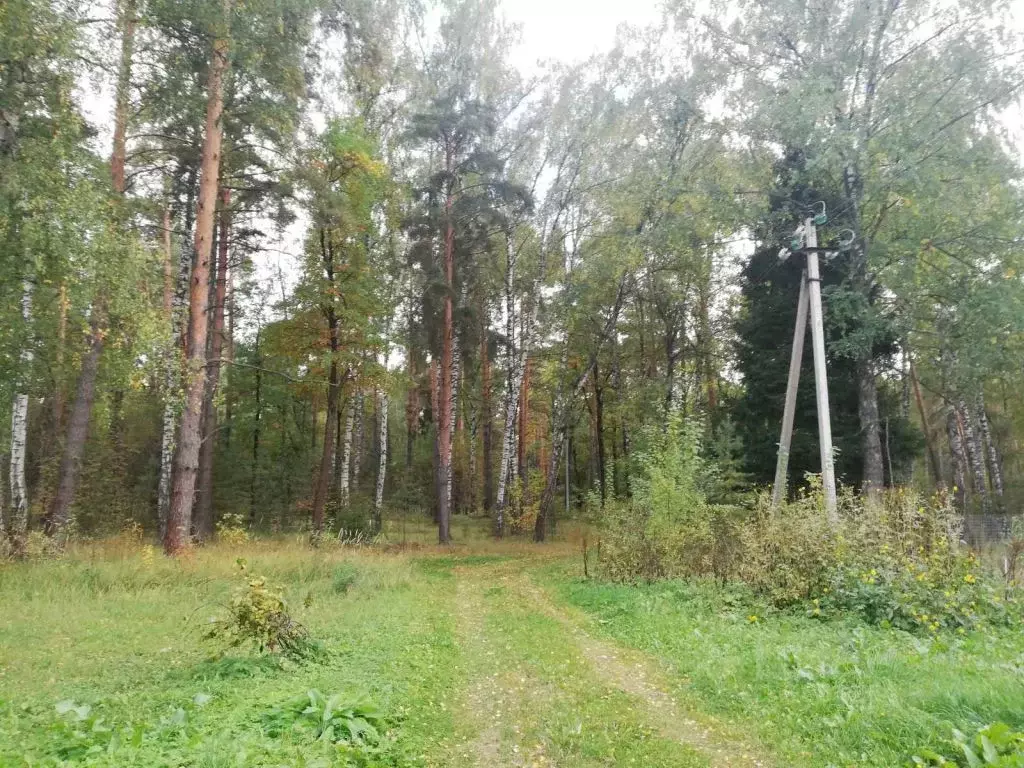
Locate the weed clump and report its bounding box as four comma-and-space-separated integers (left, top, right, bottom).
205, 560, 315, 657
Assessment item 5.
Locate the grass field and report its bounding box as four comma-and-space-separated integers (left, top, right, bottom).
0, 521, 1021, 766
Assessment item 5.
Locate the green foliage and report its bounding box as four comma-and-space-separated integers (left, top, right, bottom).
262, 689, 385, 746
205, 561, 314, 657
599, 423, 1022, 633
912, 723, 1024, 767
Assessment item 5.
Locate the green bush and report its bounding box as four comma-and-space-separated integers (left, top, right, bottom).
597, 420, 1023, 633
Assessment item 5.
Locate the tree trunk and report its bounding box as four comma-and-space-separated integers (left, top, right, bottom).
958, 398, 989, 511
373, 389, 388, 532
194, 186, 231, 541
405, 351, 417, 469
8, 278, 33, 554
51, 283, 68, 440
593, 362, 606, 504
110, 0, 136, 195
312, 229, 341, 536
446, 327, 461, 515
339, 397, 355, 508
312, 360, 339, 537
166, 6, 230, 555
248, 328, 262, 526
436, 151, 455, 545
910, 359, 944, 489
858, 358, 885, 498
946, 403, 967, 508
159, 176, 195, 538
495, 237, 521, 536
353, 391, 364, 492
162, 206, 173, 318
976, 391, 1004, 500
44, 316, 104, 537
481, 322, 493, 511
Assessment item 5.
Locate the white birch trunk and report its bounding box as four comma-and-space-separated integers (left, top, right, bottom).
468, 408, 478, 512
446, 340, 460, 513
976, 392, 1004, 498
9, 278, 33, 550
352, 391, 364, 491
374, 390, 388, 528
958, 397, 989, 510
339, 398, 355, 508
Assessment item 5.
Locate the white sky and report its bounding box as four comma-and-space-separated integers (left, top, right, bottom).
504, 0, 662, 73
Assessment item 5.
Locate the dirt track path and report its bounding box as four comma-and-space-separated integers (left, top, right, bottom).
448, 559, 772, 768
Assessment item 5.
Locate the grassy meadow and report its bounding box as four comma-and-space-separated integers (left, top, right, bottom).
0, 518, 1021, 767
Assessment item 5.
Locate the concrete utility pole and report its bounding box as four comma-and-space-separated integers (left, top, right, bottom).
771, 212, 838, 520
771, 270, 808, 507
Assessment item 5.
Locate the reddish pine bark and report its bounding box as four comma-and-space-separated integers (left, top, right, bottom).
194, 186, 231, 541
165, 6, 230, 555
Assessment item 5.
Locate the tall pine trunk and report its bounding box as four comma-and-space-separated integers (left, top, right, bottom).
8, 278, 33, 554
166, 3, 230, 555
405, 351, 417, 468
436, 152, 455, 544
194, 186, 231, 540
110, 0, 136, 196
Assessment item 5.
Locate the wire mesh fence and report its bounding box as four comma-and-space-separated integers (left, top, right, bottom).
962, 513, 1021, 547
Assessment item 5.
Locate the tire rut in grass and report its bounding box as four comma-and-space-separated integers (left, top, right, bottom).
512, 567, 772, 768
453, 568, 554, 767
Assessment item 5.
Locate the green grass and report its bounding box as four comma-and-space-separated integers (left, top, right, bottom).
0, 541, 463, 767
543, 563, 1024, 767
2, 536, 1020, 767
475, 579, 709, 767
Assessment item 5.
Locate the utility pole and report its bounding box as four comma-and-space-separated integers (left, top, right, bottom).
804, 217, 838, 518
771, 270, 808, 507
771, 209, 838, 520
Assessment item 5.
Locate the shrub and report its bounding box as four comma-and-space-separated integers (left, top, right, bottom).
205, 560, 314, 657
216, 513, 250, 545
599, 415, 716, 581
596, 419, 1022, 633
